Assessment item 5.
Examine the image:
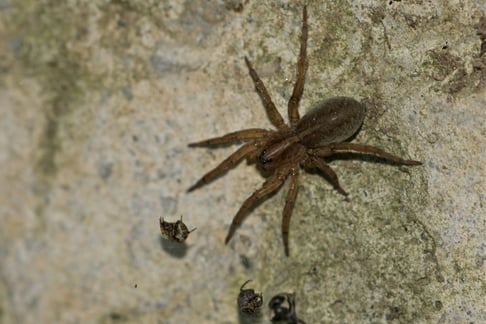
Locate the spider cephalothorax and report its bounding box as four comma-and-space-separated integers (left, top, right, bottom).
188, 6, 421, 256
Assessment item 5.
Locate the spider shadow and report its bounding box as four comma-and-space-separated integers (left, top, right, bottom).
158, 235, 190, 258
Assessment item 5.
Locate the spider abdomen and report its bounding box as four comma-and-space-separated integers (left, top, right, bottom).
295, 96, 366, 147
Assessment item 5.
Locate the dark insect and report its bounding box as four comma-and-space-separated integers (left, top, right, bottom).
159, 216, 196, 243
188, 6, 421, 255
269, 293, 305, 324
237, 280, 263, 314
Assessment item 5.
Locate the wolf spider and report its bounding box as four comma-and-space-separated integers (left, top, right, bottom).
188, 6, 421, 256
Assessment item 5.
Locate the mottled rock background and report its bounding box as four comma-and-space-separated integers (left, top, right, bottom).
0, 0, 484, 323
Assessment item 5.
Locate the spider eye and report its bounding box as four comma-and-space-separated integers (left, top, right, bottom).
258, 150, 272, 164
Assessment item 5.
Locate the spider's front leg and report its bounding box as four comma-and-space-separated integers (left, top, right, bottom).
244, 56, 287, 130
287, 5, 308, 126
224, 168, 290, 246
188, 142, 261, 192
188, 128, 271, 147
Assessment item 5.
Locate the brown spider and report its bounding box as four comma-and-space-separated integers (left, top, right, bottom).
188, 6, 421, 256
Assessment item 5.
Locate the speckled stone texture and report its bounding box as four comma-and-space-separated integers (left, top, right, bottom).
0, 1, 484, 323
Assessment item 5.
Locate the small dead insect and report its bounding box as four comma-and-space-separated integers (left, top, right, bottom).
237, 280, 263, 314
159, 216, 196, 243
269, 293, 305, 324
188, 6, 421, 255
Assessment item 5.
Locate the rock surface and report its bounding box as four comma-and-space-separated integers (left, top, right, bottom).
0, 1, 484, 323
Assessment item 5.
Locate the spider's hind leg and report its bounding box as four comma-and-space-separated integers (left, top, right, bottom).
312, 143, 422, 165
304, 155, 349, 196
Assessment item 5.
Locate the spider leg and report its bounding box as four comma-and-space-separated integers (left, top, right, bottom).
224, 170, 289, 245
187, 142, 260, 192
282, 169, 299, 256
310, 143, 422, 165
287, 5, 308, 126
188, 128, 271, 147
306, 156, 348, 196
244, 56, 287, 130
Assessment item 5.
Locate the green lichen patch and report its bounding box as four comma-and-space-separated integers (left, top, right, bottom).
7, 2, 103, 186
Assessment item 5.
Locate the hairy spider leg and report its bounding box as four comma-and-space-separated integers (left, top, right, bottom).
311, 143, 422, 165
244, 56, 288, 130
287, 5, 308, 126
188, 128, 271, 147
307, 155, 349, 196
282, 170, 299, 256
187, 142, 261, 192
224, 169, 290, 245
